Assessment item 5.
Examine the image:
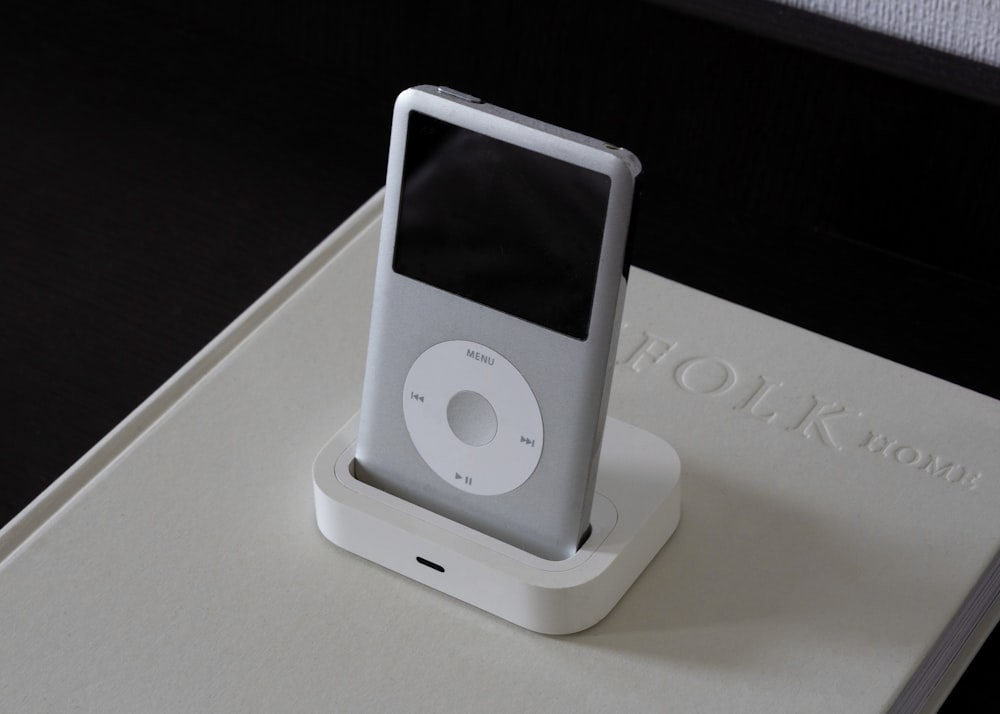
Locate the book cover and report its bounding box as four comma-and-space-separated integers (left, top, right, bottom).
1, 194, 996, 712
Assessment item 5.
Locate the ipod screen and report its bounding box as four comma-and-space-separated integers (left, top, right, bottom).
392, 110, 611, 341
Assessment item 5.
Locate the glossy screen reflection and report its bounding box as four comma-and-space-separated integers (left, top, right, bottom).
392, 110, 611, 340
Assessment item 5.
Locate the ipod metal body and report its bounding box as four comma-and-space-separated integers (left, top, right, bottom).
355, 86, 640, 561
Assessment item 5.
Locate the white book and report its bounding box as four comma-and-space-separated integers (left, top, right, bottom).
1, 192, 997, 712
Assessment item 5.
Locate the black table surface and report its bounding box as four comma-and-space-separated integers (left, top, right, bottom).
2, 2, 997, 710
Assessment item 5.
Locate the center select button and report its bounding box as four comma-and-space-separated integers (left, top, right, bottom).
446, 390, 498, 447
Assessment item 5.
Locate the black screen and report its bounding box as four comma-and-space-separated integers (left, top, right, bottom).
392, 111, 611, 340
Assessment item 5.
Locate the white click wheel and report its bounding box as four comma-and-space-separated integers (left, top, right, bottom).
402, 340, 543, 496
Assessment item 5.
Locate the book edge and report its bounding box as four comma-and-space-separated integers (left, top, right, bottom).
0, 189, 386, 568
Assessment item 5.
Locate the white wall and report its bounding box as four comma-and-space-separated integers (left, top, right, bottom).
780, 0, 1000, 66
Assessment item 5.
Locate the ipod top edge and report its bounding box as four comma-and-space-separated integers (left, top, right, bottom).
395, 85, 642, 181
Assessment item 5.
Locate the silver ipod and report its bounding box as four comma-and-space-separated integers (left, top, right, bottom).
354, 86, 640, 561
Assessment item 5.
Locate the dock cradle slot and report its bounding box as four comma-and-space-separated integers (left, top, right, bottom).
313, 412, 681, 635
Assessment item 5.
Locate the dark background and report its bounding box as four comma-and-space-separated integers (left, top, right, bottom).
2, 1, 997, 709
